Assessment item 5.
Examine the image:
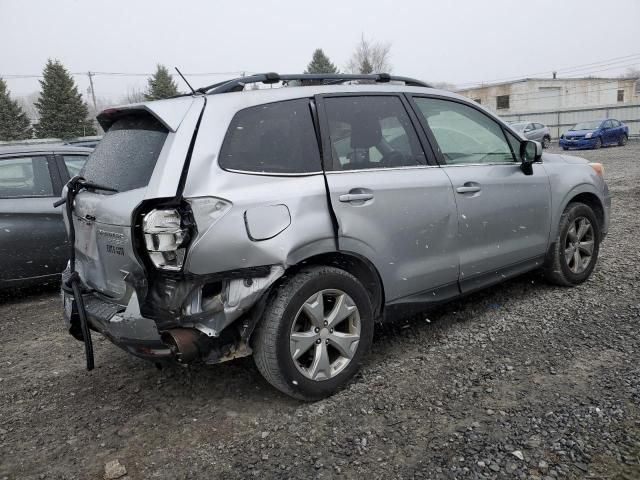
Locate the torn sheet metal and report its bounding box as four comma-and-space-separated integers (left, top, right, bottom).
184, 265, 285, 337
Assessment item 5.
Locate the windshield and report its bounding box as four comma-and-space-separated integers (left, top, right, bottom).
81, 114, 168, 192
572, 121, 602, 131
510, 123, 527, 132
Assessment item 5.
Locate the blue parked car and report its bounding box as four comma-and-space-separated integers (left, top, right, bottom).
560, 119, 629, 150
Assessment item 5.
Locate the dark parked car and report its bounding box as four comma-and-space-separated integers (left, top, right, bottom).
0, 145, 91, 287
560, 119, 629, 150
63, 136, 102, 149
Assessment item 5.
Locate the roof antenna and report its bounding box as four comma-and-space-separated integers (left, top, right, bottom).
174, 67, 196, 95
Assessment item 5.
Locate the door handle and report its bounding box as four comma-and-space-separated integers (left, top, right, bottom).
339, 193, 374, 202
456, 186, 481, 194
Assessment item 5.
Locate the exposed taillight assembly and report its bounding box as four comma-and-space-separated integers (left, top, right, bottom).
141, 198, 231, 272
143, 208, 188, 271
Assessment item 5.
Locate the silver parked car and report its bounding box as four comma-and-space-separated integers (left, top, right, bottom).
59, 73, 610, 400
510, 121, 552, 148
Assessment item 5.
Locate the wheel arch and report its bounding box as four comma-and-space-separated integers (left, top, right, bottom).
287, 250, 385, 320
560, 190, 605, 235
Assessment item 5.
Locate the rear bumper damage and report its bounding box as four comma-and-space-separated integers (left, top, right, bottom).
62, 265, 284, 364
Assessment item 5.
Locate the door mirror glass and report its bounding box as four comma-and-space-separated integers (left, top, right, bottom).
520, 140, 542, 175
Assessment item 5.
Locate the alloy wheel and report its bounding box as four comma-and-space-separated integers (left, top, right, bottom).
289, 289, 361, 381
564, 217, 595, 274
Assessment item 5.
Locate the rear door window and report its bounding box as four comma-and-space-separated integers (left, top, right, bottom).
219, 99, 321, 174
323, 96, 425, 171
0, 156, 54, 198
81, 114, 168, 192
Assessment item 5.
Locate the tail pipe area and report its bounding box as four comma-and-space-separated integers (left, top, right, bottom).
160, 328, 213, 363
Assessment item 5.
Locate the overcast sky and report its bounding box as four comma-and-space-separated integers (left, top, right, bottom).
1, 0, 639, 104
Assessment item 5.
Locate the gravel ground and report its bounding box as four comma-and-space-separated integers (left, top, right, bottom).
1, 141, 639, 480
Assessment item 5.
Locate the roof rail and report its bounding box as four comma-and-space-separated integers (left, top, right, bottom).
196, 73, 431, 94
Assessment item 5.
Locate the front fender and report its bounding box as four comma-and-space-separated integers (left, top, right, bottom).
551, 183, 608, 241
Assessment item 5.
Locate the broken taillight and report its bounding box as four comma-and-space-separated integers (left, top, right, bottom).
143, 208, 188, 271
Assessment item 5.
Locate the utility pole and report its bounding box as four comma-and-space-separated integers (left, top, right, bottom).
87, 71, 97, 111
87, 71, 100, 136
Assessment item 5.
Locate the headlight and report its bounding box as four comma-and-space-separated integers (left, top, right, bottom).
143, 209, 188, 271
585, 132, 593, 138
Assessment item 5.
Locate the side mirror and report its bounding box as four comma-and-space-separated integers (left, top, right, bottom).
520, 140, 542, 175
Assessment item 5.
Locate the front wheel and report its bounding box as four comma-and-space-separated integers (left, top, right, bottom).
618, 134, 628, 146
544, 202, 601, 286
593, 137, 602, 149
253, 266, 374, 401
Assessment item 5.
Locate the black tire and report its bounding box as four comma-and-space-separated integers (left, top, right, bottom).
562, 146, 569, 151
544, 202, 601, 287
542, 136, 551, 149
618, 134, 628, 146
252, 266, 374, 401
593, 137, 602, 149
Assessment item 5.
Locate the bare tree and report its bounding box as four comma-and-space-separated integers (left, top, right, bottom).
429, 81, 457, 91
346, 35, 392, 74
17, 92, 40, 124
121, 86, 146, 104
618, 67, 640, 79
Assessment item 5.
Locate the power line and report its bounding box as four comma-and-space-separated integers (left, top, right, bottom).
456, 52, 640, 88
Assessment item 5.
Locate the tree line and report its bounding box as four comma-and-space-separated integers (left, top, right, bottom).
0, 35, 391, 141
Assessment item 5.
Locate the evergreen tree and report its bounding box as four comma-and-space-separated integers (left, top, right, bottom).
144, 64, 179, 100
34, 59, 96, 139
0, 78, 33, 141
360, 57, 374, 74
304, 49, 339, 74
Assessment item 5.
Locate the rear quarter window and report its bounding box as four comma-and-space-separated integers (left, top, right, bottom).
81, 114, 168, 192
219, 99, 321, 174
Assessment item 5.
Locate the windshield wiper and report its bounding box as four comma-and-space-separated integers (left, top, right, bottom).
53, 177, 118, 207
81, 180, 118, 193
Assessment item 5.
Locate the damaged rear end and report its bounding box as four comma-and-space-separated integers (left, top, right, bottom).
61, 95, 285, 366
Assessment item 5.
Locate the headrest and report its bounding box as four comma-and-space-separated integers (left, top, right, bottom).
350, 114, 381, 149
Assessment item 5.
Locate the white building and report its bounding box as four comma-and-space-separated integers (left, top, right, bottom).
457, 77, 640, 138
457, 77, 639, 113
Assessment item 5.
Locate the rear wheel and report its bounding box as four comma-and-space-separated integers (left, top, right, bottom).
253, 266, 374, 401
544, 202, 600, 286
618, 134, 628, 146
542, 136, 551, 149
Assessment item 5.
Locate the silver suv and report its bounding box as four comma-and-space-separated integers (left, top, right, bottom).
59, 73, 611, 400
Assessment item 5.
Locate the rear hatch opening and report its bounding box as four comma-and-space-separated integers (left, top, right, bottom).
68, 110, 172, 301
